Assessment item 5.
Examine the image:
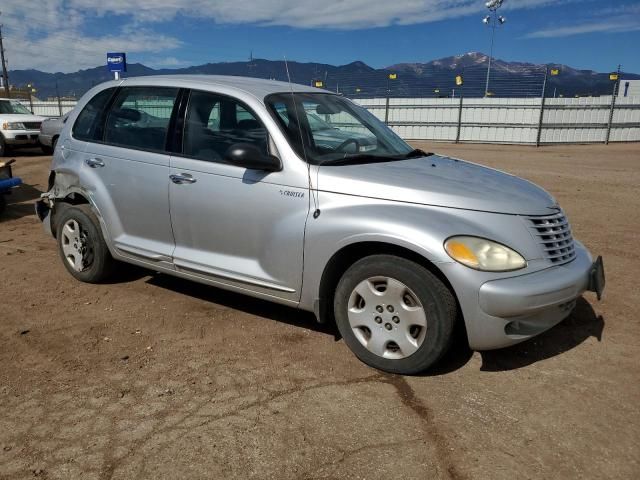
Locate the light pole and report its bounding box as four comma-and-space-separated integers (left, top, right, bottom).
482, 0, 506, 97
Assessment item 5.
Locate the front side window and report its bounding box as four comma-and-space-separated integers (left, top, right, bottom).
104, 87, 178, 152
183, 90, 268, 163
266, 93, 412, 165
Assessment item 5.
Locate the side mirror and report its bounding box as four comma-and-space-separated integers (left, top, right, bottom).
224, 143, 281, 172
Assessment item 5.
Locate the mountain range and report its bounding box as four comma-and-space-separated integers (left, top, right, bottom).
7, 52, 638, 100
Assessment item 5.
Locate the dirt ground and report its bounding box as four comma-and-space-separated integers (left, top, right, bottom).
1, 143, 639, 480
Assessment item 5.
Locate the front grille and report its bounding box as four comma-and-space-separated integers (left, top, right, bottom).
527, 211, 576, 265
23, 122, 42, 130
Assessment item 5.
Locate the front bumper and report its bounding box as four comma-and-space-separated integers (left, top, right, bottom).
38, 133, 53, 147
3, 130, 41, 145
443, 241, 603, 350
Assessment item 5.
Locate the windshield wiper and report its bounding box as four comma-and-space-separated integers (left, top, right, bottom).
403, 148, 434, 159
320, 154, 402, 166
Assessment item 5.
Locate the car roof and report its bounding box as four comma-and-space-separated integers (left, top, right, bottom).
118, 75, 326, 101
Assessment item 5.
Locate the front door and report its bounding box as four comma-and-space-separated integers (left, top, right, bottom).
168, 90, 308, 302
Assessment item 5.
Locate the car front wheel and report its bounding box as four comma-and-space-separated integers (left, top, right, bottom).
334, 255, 457, 374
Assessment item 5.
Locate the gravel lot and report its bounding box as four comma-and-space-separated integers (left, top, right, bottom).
1, 143, 638, 479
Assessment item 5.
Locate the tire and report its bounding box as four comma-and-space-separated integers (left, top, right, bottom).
0, 194, 6, 215
334, 255, 457, 375
56, 204, 114, 283
0, 135, 7, 157
41, 143, 54, 155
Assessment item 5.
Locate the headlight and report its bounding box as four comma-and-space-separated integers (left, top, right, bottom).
444, 236, 526, 271
2, 122, 26, 130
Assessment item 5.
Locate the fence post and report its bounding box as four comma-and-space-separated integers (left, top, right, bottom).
28, 93, 34, 114
384, 96, 390, 125
605, 64, 621, 145
535, 69, 548, 147
455, 94, 463, 143
57, 96, 63, 116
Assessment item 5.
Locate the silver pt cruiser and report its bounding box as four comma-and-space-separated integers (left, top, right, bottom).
36, 75, 605, 374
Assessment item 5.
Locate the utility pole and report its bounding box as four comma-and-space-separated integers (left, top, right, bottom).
0, 15, 10, 99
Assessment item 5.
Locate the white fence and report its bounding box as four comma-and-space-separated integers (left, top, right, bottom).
356, 96, 640, 144
25, 96, 640, 145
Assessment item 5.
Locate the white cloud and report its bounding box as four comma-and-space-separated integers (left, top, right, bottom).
3, 29, 182, 72
67, 0, 562, 29
145, 57, 192, 69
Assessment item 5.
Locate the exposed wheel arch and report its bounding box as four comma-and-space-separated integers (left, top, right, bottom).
51, 191, 91, 238
317, 241, 463, 332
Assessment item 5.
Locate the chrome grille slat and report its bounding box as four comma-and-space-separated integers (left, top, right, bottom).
534, 224, 571, 235
527, 211, 576, 265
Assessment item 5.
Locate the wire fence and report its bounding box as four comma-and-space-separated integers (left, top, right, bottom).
277, 65, 550, 99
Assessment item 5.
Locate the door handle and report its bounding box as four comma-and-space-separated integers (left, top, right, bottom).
170, 173, 197, 184
85, 158, 105, 168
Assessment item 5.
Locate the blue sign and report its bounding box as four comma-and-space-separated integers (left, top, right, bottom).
107, 52, 127, 73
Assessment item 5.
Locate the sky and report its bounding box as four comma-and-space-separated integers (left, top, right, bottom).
2, 0, 639, 74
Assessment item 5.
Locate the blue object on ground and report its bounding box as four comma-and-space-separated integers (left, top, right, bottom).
0, 176, 22, 192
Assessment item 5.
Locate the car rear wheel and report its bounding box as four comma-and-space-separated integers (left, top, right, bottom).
334, 254, 457, 374
56, 204, 114, 283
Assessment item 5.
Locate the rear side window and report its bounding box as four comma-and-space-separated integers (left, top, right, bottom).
104, 87, 179, 152
72, 88, 116, 141
183, 90, 268, 163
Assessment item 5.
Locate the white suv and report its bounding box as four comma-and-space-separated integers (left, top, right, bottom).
0, 99, 45, 156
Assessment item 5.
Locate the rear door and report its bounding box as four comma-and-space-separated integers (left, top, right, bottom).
79, 86, 179, 265
168, 89, 309, 302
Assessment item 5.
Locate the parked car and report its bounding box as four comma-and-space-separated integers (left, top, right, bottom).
39, 113, 69, 155
35, 76, 605, 374
0, 99, 45, 156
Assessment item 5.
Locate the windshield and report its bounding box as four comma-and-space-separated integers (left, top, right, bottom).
0, 100, 33, 115
266, 93, 413, 165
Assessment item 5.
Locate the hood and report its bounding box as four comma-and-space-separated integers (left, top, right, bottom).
317, 154, 557, 215
0, 114, 46, 123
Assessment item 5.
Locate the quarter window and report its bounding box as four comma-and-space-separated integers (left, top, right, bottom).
103, 87, 178, 152
183, 91, 268, 163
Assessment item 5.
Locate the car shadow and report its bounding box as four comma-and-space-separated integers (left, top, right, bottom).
110, 269, 605, 373
145, 273, 339, 337
103, 263, 153, 284
478, 297, 604, 372
0, 182, 44, 222
5, 148, 48, 158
